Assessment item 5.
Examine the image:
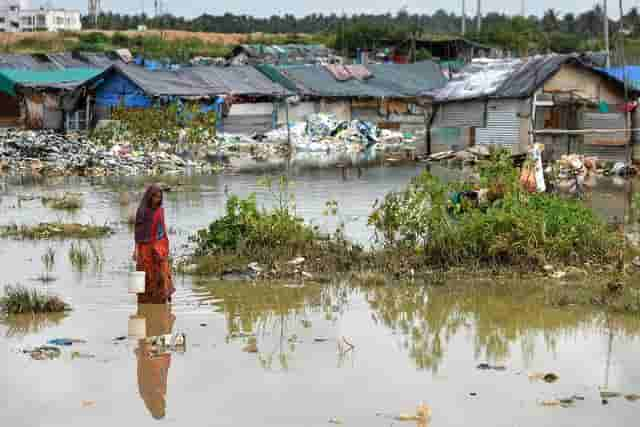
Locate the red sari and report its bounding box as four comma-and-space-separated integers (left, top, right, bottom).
136, 208, 175, 304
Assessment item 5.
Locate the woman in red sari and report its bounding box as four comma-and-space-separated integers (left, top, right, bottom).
133, 185, 175, 304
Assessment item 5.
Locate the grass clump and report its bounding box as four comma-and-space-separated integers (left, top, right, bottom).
1, 285, 69, 314
42, 193, 84, 211
68, 243, 90, 271
0, 222, 113, 239
369, 149, 621, 270
68, 241, 104, 271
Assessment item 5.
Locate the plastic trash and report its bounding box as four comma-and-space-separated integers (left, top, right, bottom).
47, 338, 86, 346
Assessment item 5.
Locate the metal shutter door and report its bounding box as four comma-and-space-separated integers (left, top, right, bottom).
581, 112, 628, 162
434, 100, 485, 128
476, 99, 520, 147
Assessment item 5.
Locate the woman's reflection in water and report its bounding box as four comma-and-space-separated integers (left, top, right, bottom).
135, 304, 176, 420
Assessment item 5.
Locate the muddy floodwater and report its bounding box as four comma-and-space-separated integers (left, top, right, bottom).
2, 164, 640, 426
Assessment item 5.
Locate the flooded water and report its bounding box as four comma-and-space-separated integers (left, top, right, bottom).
2, 164, 640, 426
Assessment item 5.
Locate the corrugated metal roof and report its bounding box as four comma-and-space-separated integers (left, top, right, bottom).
0, 52, 121, 71
0, 54, 60, 71
190, 65, 289, 96
278, 64, 390, 97
366, 61, 447, 96
46, 53, 92, 69
74, 52, 122, 68
269, 61, 445, 98
495, 55, 570, 98
429, 55, 624, 103
112, 64, 287, 98
113, 64, 214, 97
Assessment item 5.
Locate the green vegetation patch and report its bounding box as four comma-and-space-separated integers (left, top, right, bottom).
1, 285, 69, 314
0, 222, 113, 240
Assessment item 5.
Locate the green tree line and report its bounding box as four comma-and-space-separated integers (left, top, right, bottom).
81, 5, 640, 58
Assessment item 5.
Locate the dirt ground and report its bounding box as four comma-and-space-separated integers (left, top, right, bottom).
0, 30, 309, 46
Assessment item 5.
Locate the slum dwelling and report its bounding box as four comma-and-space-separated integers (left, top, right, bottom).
257, 61, 447, 135
426, 55, 638, 161
0, 67, 108, 131
94, 63, 291, 135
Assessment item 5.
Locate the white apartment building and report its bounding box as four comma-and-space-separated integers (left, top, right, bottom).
0, 0, 82, 32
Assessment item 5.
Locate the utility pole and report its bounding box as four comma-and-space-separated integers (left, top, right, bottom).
521, 0, 525, 17
476, 0, 481, 32
604, 0, 611, 68
461, 0, 466, 35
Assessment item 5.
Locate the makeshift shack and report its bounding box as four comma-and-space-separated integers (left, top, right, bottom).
427, 55, 637, 160
0, 68, 106, 130
258, 61, 446, 134
94, 64, 291, 134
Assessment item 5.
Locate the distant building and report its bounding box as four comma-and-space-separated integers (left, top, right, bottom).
0, 0, 81, 32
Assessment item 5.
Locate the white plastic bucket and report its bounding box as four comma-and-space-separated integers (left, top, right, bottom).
128, 271, 146, 294
128, 315, 146, 339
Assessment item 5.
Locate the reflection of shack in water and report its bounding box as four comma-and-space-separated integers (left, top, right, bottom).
133, 304, 176, 420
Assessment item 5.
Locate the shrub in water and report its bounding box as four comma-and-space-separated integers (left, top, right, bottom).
370, 150, 620, 268
1, 285, 69, 314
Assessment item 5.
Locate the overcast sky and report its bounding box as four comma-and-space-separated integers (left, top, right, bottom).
33, 0, 640, 20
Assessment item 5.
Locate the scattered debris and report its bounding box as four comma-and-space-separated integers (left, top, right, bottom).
527, 372, 559, 383
71, 351, 96, 359
25, 345, 62, 360
112, 336, 127, 342
625, 394, 640, 402
314, 337, 329, 343
242, 337, 258, 353
476, 363, 506, 371
600, 391, 622, 399
47, 338, 87, 346
328, 417, 343, 424
81, 400, 96, 408
376, 402, 431, 422
543, 373, 559, 383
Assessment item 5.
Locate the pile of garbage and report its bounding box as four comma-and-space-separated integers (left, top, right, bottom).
555, 154, 637, 177
253, 113, 418, 153
208, 114, 418, 164
281, 113, 416, 153
0, 114, 419, 176
0, 129, 213, 177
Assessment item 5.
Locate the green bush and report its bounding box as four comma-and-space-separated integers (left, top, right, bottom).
79, 32, 110, 45
92, 102, 216, 147
369, 149, 620, 267
192, 191, 317, 256
112, 32, 130, 46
